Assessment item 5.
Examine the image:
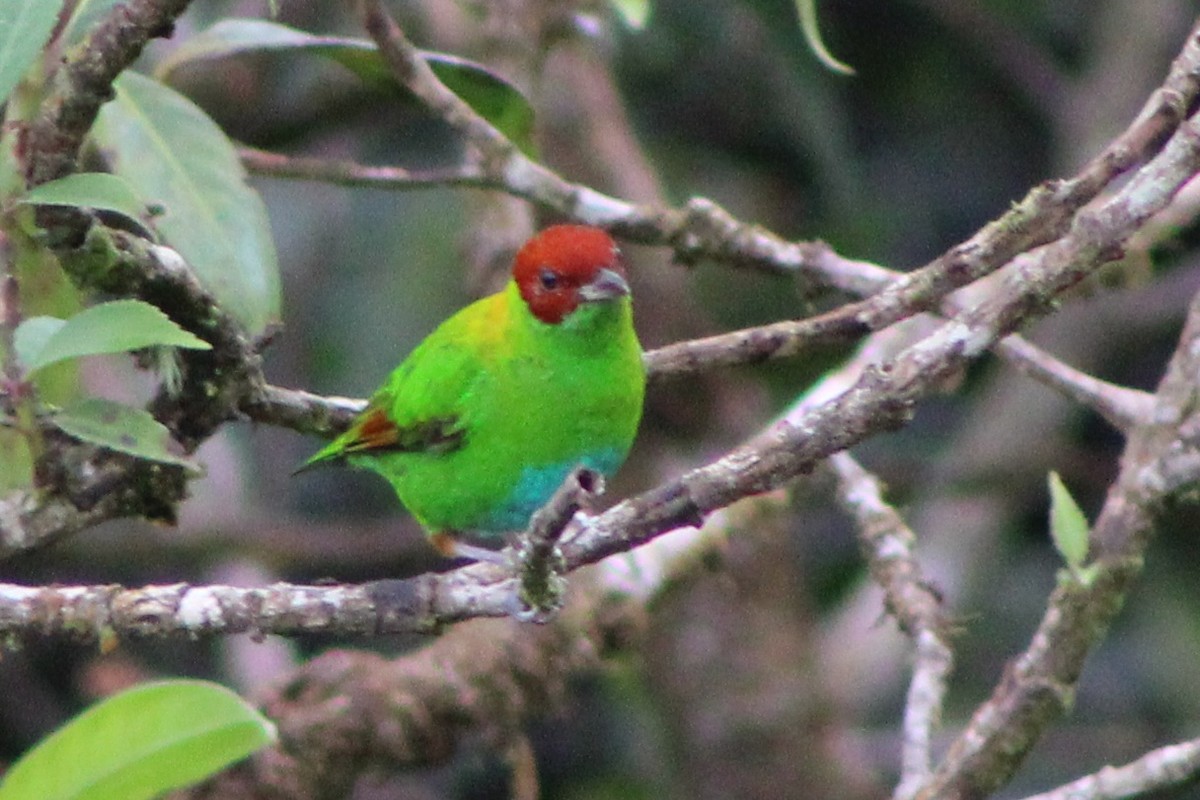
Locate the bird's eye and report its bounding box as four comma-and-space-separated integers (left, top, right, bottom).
538, 268, 560, 291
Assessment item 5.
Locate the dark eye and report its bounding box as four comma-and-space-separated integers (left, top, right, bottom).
538, 268, 560, 290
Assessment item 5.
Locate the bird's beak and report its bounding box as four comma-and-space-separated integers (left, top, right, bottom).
578, 268, 630, 302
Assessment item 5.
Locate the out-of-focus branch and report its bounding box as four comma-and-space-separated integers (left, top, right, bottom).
915, 0, 1069, 112
830, 452, 953, 800
1019, 737, 1200, 800
239, 145, 489, 190
992, 335, 1154, 430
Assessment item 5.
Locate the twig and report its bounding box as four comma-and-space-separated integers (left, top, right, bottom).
242, 385, 364, 441
1019, 737, 1200, 800
992, 335, 1154, 430
239, 145, 490, 190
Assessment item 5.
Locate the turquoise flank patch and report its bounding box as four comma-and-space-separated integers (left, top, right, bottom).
476, 449, 624, 532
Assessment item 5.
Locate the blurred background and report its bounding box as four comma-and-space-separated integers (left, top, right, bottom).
4, 0, 1200, 797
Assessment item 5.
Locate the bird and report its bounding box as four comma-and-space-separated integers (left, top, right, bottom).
298, 224, 645, 562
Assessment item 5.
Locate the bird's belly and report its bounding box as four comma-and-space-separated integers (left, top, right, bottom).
471, 448, 624, 532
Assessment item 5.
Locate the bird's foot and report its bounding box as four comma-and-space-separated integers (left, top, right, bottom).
430, 532, 510, 566
511, 541, 567, 623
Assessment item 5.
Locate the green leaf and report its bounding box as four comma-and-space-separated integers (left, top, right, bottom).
12, 315, 65, 371
794, 0, 855, 75
52, 397, 198, 469
610, 0, 650, 29
19, 173, 149, 229
0, 679, 276, 800
1048, 471, 1089, 571
0, 0, 63, 106
18, 299, 210, 374
155, 18, 536, 152
91, 72, 281, 336
59, 0, 126, 49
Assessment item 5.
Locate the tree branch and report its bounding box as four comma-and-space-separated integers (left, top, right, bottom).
915, 116, 1200, 797
829, 452, 953, 800
8, 84, 1197, 627
1019, 737, 1200, 800
24, 0, 197, 186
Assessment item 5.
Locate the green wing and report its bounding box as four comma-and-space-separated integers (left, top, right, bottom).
299, 300, 494, 470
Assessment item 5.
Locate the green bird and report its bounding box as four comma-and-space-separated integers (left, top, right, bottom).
300, 225, 645, 561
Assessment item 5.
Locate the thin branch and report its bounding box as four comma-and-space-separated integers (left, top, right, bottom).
242, 385, 364, 441
992, 334, 1155, 430
828, 452, 953, 800
239, 145, 489, 190
1020, 737, 1200, 800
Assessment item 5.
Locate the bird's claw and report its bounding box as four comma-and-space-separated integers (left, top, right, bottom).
511, 542, 568, 622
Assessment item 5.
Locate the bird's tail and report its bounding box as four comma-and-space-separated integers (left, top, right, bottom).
291, 441, 345, 476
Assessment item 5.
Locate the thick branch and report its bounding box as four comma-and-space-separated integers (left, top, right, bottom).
179, 504, 739, 800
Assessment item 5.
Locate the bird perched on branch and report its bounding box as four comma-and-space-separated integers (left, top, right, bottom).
299, 225, 645, 561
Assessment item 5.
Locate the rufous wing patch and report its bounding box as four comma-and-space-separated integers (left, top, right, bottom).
342, 408, 466, 456
344, 407, 400, 451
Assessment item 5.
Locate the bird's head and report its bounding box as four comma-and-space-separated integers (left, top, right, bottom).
513, 225, 630, 326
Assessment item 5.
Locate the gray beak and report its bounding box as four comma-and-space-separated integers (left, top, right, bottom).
578, 267, 630, 302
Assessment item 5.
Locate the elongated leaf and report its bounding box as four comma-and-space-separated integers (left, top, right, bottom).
59, 0, 125, 49
19, 173, 147, 224
91, 72, 281, 335
155, 18, 535, 152
52, 397, 198, 469
19, 299, 210, 374
0, 679, 276, 800
795, 0, 854, 75
1048, 471, 1089, 570
0, 0, 62, 106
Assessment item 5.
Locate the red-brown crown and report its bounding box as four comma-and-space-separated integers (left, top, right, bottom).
513, 225, 628, 324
